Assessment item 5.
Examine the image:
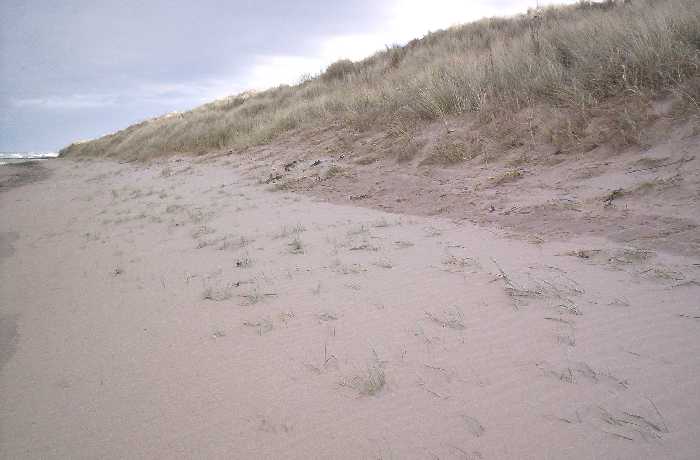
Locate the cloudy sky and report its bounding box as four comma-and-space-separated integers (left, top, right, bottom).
0, 0, 575, 152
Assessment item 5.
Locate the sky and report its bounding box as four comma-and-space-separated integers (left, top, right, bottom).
0, 0, 576, 152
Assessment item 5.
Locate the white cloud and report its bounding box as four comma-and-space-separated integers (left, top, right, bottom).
328, 0, 579, 59
12, 93, 119, 109
11, 79, 248, 111
243, 55, 328, 89
136, 79, 247, 105
241, 0, 578, 91
12, 1, 582, 109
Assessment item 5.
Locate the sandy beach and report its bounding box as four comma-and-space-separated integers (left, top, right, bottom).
1, 156, 699, 458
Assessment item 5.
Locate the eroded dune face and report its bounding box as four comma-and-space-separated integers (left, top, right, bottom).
1, 157, 699, 459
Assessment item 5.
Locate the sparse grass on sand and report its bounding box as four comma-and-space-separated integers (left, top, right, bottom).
330, 258, 367, 275
341, 362, 386, 396
272, 224, 306, 239
243, 317, 274, 335
235, 253, 253, 268
238, 287, 277, 306
288, 236, 305, 254
202, 286, 232, 302
426, 306, 466, 330
61, 0, 700, 161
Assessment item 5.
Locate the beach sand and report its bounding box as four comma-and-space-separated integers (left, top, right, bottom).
0, 161, 51, 193
1, 157, 699, 459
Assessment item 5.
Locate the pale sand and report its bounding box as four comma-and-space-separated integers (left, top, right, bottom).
1, 157, 699, 459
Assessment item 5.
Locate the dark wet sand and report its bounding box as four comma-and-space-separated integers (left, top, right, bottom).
0, 161, 52, 194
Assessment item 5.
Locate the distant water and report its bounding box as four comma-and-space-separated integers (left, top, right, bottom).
0, 151, 59, 166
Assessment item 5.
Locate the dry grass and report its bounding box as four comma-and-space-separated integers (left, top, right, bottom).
371, 218, 392, 228
243, 317, 274, 335
443, 255, 482, 272
238, 288, 277, 306
60, 0, 700, 161
425, 307, 466, 330
419, 141, 468, 166
492, 168, 523, 185
202, 286, 233, 302
219, 234, 251, 251
340, 362, 386, 396
288, 236, 305, 254
491, 259, 544, 307
234, 253, 253, 268
317, 312, 338, 322
272, 223, 306, 239
372, 258, 394, 269
346, 224, 369, 236
330, 259, 367, 275
323, 165, 344, 179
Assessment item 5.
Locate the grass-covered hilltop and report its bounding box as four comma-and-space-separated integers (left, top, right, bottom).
61, 0, 699, 160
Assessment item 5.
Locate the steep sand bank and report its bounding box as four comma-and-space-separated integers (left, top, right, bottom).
1, 157, 699, 459
227, 114, 700, 258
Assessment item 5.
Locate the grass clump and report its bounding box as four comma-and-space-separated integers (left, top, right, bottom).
202, 286, 233, 302
426, 307, 466, 330
372, 258, 394, 269
321, 59, 356, 82
442, 255, 481, 272
323, 165, 344, 179
341, 363, 386, 396
492, 168, 523, 185
420, 141, 468, 165
288, 236, 305, 254
330, 259, 367, 275
243, 317, 274, 335
317, 312, 338, 322
238, 287, 277, 306
234, 254, 253, 268
272, 223, 306, 239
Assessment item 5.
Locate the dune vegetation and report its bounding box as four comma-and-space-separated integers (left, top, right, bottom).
61, 0, 700, 160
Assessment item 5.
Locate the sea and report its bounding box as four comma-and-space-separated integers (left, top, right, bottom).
0, 151, 59, 166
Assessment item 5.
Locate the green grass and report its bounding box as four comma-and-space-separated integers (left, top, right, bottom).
61, 0, 700, 160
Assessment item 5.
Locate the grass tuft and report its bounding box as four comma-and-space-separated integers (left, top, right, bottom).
288, 236, 305, 254
202, 286, 233, 302
341, 363, 386, 396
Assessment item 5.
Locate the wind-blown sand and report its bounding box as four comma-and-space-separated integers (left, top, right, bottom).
1, 157, 699, 459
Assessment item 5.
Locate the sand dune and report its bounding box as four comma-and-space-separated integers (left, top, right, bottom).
1, 157, 699, 459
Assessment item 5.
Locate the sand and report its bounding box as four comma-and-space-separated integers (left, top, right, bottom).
233, 114, 700, 259
1, 157, 699, 459
0, 161, 51, 194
